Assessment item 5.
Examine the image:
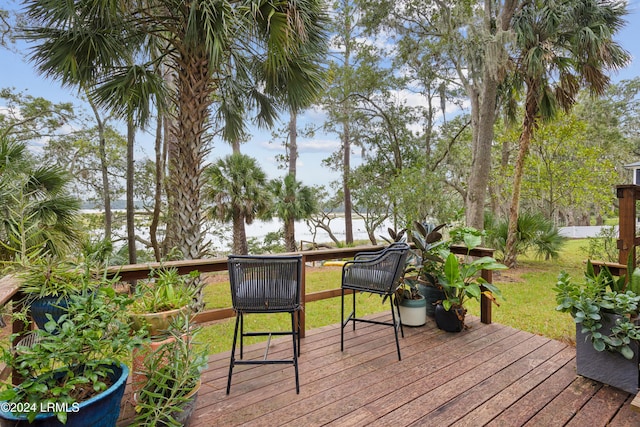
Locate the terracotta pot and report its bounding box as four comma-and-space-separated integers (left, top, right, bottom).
132, 335, 176, 400
130, 305, 189, 338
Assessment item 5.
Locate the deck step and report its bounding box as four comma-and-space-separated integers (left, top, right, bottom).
631, 393, 640, 413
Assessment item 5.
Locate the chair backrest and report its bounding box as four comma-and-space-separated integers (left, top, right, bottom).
228, 255, 303, 313
342, 243, 410, 295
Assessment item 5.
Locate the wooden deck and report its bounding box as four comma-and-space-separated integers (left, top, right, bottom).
117, 312, 640, 426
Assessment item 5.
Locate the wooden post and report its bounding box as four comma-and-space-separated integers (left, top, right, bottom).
299, 254, 307, 338
480, 270, 493, 324
617, 185, 639, 266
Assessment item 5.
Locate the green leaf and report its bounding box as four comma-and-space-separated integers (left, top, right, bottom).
444, 253, 460, 285
620, 345, 635, 360
593, 339, 606, 351
466, 283, 481, 299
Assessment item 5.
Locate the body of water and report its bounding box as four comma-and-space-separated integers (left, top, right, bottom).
210, 218, 395, 251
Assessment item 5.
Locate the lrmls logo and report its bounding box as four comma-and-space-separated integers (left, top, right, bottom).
41, 402, 80, 413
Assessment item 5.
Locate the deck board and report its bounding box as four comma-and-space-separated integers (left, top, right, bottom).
117, 312, 640, 426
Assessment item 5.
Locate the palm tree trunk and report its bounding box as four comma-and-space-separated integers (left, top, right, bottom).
504, 82, 538, 268
169, 46, 212, 260
289, 111, 297, 178
232, 211, 248, 255
284, 218, 296, 252
126, 117, 137, 264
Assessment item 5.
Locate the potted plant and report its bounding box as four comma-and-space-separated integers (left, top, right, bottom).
130, 267, 198, 338
17, 257, 92, 330
404, 222, 447, 316
435, 228, 506, 332
395, 281, 427, 327
134, 314, 208, 426
0, 275, 145, 425
554, 260, 640, 394
130, 267, 200, 399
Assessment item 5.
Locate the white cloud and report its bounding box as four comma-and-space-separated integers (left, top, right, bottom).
300, 138, 340, 153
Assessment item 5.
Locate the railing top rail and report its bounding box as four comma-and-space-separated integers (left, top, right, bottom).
0, 275, 20, 306
0, 243, 498, 299
106, 245, 388, 281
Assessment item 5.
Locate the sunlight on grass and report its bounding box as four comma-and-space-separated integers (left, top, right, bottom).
198, 239, 596, 355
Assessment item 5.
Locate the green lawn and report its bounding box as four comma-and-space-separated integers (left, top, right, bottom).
197, 239, 593, 355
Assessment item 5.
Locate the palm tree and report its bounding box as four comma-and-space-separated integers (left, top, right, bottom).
23, 0, 329, 261
0, 137, 81, 265
503, 0, 629, 268
205, 154, 271, 255
21, 1, 165, 259
269, 174, 317, 252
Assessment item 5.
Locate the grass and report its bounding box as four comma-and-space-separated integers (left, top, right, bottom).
196, 239, 594, 355
198, 267, 388, 354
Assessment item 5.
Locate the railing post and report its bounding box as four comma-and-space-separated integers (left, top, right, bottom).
617, 185, 638, 266
480, 269, 493, 324
300, 254, 307, 338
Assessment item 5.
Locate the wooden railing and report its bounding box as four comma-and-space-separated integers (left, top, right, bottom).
591, 184, 640, 277
0, 244, 496, 380
104, 245, 496, 335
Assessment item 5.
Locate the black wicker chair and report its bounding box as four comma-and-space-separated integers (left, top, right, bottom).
340, 243, 410, 360
226, 255, 303, 394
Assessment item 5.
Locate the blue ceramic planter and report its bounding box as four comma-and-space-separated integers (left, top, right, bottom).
29, 296, 69, 330
0, 363, 128, 427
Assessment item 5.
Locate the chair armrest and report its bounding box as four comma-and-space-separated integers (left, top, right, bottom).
341, 244, 409, 294
353, 243, 408, 261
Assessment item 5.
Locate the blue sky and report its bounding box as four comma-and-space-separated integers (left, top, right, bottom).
1, 0, 639, 189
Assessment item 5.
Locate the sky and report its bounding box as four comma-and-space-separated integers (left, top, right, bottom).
1, 0, 640, 189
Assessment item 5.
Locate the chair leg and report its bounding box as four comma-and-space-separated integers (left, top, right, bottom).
291, 311, 300, 394
226, 314, 241, 394
341, 288, 345, 352
352, 290, 356, 331
295, 311, 301, 357
239, 313, 244, 359
395, 298, 404, 338
390, 295, 402, 361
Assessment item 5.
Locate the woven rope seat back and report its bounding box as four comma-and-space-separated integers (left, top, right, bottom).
228, 255, 302, 313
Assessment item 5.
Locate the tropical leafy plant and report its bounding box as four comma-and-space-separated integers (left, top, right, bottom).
0, 138, 81, 265
395, 281, 423, 302
485, 211, 565, 261
438, 228, 506, 313
407, 222, 447, 287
